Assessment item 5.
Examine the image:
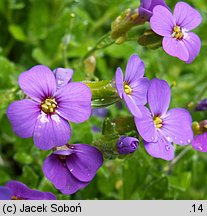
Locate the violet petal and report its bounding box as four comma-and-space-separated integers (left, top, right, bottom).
53, 149, 74, 156
192, 132, 207, 152
125, 54, 145, 83
6, 180, 56, 200
162, 108, 193, 145
33, 113, 71, 150
150, 5, 175, 37
183, 32, 201, 64
43, 154, 88, 195
131, 77, 149, 106
148, 78, 171, 117
0, 186, 13, 200
7, 99, 40, 138
66, 144, 103, 182
134, 106, 159, 143
115, 67, 124, 99
123, 93, 142, 118
144, 136, 174, 160
173, 2, 202, 31
19, 65, 57, 102
162, 37, 189, 61
55, 82, 92, 123
53, 68, 73, 89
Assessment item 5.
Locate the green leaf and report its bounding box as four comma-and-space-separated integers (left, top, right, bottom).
143, 176, 169, 199
84, 80, 120, 108
32, 48, 51, 65
20, 166, 39, 188
38, 178, 57, 194
168, 172, 192, 192
138, 29, 162, 49
14, 152, 33, 165
102, 116, 137, 136
8, 25, 27, 42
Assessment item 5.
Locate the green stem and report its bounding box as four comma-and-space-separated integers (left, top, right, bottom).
164, 146, 191, 171
81, 32, 115, 62
196, 83, 207, 101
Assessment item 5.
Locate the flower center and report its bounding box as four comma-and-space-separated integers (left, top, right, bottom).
172, 25, 184, 40
12, 196, 23, 200
58, 155, 67, 160
124, 83, 132, 95
153, 116, 163, 129
41, 98, 57, 114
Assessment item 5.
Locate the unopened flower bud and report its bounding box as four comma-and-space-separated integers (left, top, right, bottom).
195, 99, 207, 111
111, 8, 145, 40
116, 136, 138, 154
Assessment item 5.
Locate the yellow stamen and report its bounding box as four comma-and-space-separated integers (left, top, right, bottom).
172, 25, 184, 40
153, 116, 163, 129
124, 83, 132, 95
41, 98, 57, 114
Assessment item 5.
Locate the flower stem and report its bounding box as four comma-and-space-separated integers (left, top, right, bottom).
164, 145, 191, 171
81, 32, 115, 62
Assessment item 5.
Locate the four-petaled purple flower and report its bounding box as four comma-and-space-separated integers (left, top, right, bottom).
115, 54, 149, 117
135, 78, 193, 160
150, 2, 202, 63
116, 136, 138, 154
139, 0, 169, 21
7, 65, 92, 150
0, 180, 56, 200
43, 144, 103, 194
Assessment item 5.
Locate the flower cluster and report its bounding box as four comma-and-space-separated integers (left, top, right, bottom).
7, 66, 103, 195
5, 0, 204, 199
115, 54, 193, 160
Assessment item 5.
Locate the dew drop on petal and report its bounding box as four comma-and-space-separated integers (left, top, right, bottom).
187, 139, 191, 143
180, 140, 183, 144
197, 146, 203, 151
165, 145, 171, 151
166, 136, 173, 142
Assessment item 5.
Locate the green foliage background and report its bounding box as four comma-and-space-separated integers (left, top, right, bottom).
0, 0, 207, 199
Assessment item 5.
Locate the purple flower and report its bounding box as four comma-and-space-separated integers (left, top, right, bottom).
135, 78, 193, 160
139, 0, 169, 21
150, 2, 202, 63
7, 65, 92, 150
0, 181, 56, 200
192, 132, 207, 152
43, 144, 103, 194
195, 99, 207, 111
116, 136, 138, 154
115, 54, 149, 117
